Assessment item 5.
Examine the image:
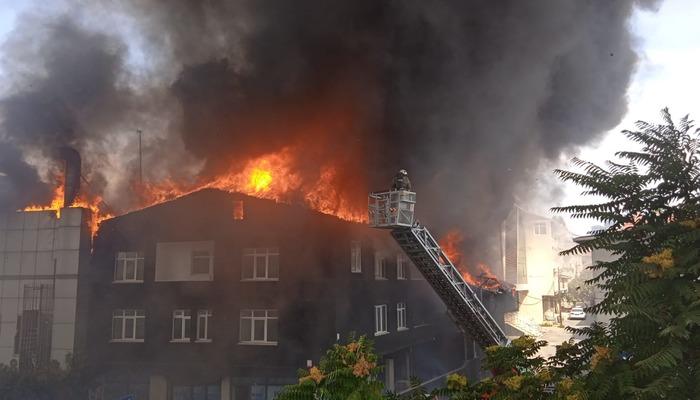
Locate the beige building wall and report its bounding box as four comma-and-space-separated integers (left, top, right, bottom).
502, 206, 590, 325
0, 208, 89, 367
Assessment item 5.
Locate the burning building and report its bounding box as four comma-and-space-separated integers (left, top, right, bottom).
0, 1, 658, 396
83, 189, 515, 399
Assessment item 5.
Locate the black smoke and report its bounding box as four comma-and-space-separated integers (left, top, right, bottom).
0, 0, 660, 263
0, 142, 50, 209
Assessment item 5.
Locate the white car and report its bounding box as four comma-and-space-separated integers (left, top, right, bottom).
568, 307, 586, 320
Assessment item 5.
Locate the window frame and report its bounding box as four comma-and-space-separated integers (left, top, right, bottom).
534, 222, 548, 235
374, 304, 388, 336
171, 309, 191, 342
232, 199, 245, 220
396, 254, 407, 280
239, 309, 279, 345
241, 248, 280, 281
113, 252, 144, 283
196, 309, 212, 343
397, 302, 407, 331
191, 250, 213, 275
172, 384, 221, 400
374, 253, 387, 280
350, 241, 362, 273
111, 309, 145, 342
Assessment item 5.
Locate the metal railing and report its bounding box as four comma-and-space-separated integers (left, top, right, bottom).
391, 226, 508, 347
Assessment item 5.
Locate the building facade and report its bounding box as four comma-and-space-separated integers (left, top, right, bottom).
0, 208, 91, 369
500, 205, 589, 326
85, 189, 511, 400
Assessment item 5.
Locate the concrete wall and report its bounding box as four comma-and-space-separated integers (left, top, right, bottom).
0, 208, 89, 367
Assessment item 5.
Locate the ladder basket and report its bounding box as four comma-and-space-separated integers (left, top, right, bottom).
368, 190, 416, 228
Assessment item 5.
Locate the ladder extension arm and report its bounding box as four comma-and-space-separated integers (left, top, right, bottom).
391, 226, 508, 347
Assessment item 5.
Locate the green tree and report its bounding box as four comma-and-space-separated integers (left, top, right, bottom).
553, 108, 700, 399
0, 353, 96, 400
275, 335, 384, 400
563, 276, 597, 307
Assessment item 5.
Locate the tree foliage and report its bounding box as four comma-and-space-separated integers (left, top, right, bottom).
563, 276, 597, 307
0, 354, 95, 400
275, 335, 384, 400
552, 108, 700, 399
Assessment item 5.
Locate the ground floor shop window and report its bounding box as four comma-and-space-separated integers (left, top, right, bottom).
97, 380, 149, 400
171, 384, 220, 400
235, 384, 284, 400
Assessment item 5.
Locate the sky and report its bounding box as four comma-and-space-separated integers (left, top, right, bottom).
559, 0, 700, 235
0, 0, 698, 236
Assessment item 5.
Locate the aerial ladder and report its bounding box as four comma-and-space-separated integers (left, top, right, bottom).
368, 190, 508, 348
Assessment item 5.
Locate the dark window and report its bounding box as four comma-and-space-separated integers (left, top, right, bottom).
241, 248, 279, 281
172, 384, 220, 400
191, 251, 212, 275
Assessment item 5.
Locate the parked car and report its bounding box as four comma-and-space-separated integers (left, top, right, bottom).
568, 307, 586, 320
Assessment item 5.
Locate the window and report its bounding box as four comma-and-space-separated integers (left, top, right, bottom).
534, 222, 548, 235
111, 310, 145, 342
241, 248, 279, 281
374, 305, 388, 335
191, 250, 212, 275
350, 241, 362, 273
155, 241, 214, 282
249, 385, 284, 400
114, 252, 144, 282
233, 199, 245, 220
397, 302, 407, 331
172, 384, 221, 400
196, 310, 212, 342
172, 310, 191, 342
239, 309, 278, 345
374, 253, 387, 280
396, 255, 407, 280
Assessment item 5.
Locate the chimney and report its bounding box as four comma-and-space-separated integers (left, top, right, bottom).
60, 147, 81, 207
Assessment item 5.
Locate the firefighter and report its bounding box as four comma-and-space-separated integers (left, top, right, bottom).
391, 169, 412, 191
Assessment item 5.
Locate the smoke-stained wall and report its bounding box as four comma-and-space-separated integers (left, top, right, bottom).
0, 0, 661, 263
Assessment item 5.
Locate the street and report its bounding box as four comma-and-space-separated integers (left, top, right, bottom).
537, 314, 594, 358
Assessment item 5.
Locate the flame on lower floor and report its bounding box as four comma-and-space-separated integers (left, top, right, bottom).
439, 229, 501, 290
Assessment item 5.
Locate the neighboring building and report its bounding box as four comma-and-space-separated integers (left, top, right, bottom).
85, 189, 515, 400
0, 208, 91, 369
499, 205, 589, 326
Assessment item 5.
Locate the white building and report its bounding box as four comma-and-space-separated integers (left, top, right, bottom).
500, 205, 589, 326
0, 208, 91, 369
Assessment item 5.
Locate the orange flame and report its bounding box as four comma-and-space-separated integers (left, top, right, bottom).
439, 229, 500, 290
23, 81, 371, 235
22, 174, 113, 237
138, 148, 367, 223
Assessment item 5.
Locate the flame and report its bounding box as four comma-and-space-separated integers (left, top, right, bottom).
22, 174, 113, 238
249, 168, 273, 192
138, 148, 366, 223
439, 229, 501, 290
24, 184, 65, 217
22, 85, 373, 235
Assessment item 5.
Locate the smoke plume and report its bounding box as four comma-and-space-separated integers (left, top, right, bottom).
0, 0, 660, 263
